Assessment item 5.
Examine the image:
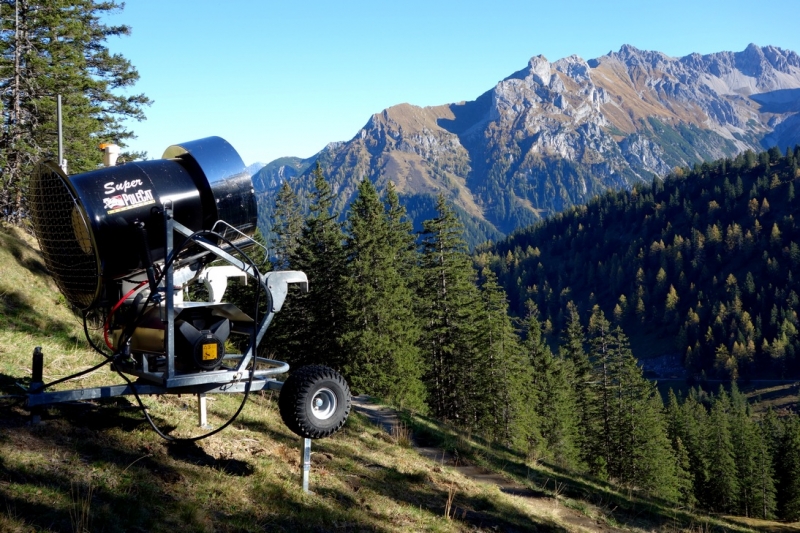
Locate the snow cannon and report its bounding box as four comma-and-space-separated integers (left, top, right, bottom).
23, 136, 351, 443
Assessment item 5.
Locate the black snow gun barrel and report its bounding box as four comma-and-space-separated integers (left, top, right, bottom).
27, 136, 257, 311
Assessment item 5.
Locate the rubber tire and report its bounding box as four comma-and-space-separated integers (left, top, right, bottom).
278, 365, 351, 439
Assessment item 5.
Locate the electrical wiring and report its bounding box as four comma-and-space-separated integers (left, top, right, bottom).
103, 280, 148, 349
31, 224, 270, 443
108, 228, 267, 442
27, 315, 114, 394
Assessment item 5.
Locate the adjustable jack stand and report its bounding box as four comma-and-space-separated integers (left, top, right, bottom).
30, 347, 44, 425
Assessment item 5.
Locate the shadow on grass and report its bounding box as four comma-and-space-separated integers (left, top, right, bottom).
0, 449, 171, 532
236, 414, 566, 532
358, 463, 568, 533
0, 382, 604, 532
0, 226, 49, 278
0, 288, 85, 352
405, 412, 752, 532
168, 440, 255, 477
0, 398, 290, 532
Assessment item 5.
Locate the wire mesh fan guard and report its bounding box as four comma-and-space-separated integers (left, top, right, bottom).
29, 162, 101, 310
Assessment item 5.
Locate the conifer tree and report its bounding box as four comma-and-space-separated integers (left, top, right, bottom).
384, 181, 418, 273
777, 415, 800, 520
682, 389, 713, 506
271, 181, 303, 270
0, 0, 150, 222
418, 194, 481, 424
665, 390, 698, 507
752, 421, 778, 519
270, 163, 348, 370
473, 269, 535, 446
727, 383, 774, 518
590, 320, 681, 500
588, 305, 614, 477
629, 392, 682, 501
340, 179, 426, 410
559, 301, 597, 473
526, 300, 581, 468
705, 389, 740, 513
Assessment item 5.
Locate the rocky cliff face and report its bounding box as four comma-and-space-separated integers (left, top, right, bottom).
259, 44, 800, 244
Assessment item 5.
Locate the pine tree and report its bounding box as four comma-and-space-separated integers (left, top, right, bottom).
595, 322, 681, 500
525, 300, 581, 468
418, 194, 481, 425
777, 415, 800, 520
340, 178, 426, 410
752, 421, 778, 519
665, 389, 699, 507
559, 301, 597, 473
728, 383, 774, 518
588, 305, 614, 477
0, 0, 150, 222
683, 389, 713, 506
384, 181, 418, 273
271, 181, 303, 270
269, 163, 348, 370
629, 392, 682, 501
705, 389, 740, 513
473, 269, 535, 447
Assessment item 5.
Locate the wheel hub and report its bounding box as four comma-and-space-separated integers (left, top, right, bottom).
311, 387, 337, 420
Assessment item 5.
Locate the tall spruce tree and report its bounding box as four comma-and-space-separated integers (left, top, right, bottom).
525, 300, 581, 468
473, 268, 535, 447
384, 181, 418, 273
751, 420, 778, 519
418, 194, 481, 424
559, 301, 596, 473
777, 415, 800, 520
0, 0, 150, 222
728, 383, 771, 518
705, 389, 740, 513
587, 305, 614, 478
665, 390, 698, 507
271, 181, 303, 270
760, 408, 784, 518
340, 179, 426, 410
585, 314, 682, 499
269, 162, 348, 370
682, 388, 713, 507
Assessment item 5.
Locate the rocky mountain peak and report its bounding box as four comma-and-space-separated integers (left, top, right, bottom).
526, 55, 552, 86
610, 44, 674, 69
554, 55, 592, 83
258, 44, 800, 246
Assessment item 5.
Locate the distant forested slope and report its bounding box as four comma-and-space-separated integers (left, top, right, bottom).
477, 146, 800, 379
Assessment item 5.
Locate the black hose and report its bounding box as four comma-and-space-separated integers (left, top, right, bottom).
39, 226, 270, 443
110, 229, 266, 442
26, 316, 114, 394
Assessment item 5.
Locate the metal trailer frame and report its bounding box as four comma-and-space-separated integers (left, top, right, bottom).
24, 206, 306, 410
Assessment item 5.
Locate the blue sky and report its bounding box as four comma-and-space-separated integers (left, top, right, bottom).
108, 0, 800, 166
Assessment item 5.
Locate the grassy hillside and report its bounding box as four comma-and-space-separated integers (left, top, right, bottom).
0, 222, 797, 532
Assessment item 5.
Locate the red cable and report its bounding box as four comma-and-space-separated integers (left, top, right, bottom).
103, 281, 149, 350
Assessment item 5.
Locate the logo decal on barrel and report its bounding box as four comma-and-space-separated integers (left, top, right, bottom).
103, 183, 155, 214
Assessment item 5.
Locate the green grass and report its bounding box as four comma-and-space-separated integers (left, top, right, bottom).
402, 410, 800, 533
1, 222, 798, 532
0, 223, 554, 532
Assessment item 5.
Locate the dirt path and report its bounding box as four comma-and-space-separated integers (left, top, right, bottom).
351, 395, 627, 532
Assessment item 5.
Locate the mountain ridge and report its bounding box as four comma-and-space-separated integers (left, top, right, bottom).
256, 44, 800, 245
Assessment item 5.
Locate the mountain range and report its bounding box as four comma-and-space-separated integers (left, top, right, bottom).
254, 44, 800, 245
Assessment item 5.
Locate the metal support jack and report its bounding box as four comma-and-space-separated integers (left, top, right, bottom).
302, 438, 312, 493
197, 393, 210, 429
